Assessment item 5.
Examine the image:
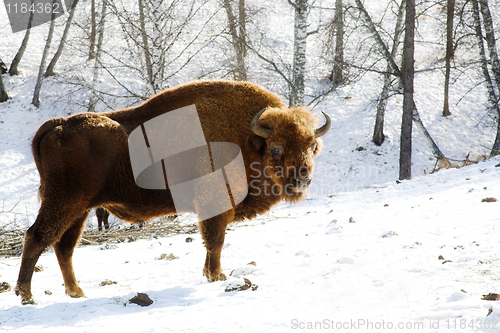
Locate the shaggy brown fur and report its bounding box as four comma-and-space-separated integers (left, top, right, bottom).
15, 80, 329, 304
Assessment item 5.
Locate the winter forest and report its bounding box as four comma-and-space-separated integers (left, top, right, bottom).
2, 0, 500, 332
1, 0, 500, 177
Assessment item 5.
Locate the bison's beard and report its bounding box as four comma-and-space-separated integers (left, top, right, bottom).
284, 190, 307, 204
281, 182, 308, 204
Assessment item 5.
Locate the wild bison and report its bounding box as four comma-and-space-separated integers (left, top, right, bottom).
95, 207, 150, 231
15, 80, 330, 304
95, 208, 110, 231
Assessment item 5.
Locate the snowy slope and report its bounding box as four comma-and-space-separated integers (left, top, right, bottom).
1, 157, 500, 332
1, 0, 500, 332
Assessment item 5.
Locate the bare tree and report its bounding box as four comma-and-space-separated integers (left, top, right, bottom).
108, 0, 214, 97
238, 0, 247, 58
400, 0, 415, 180
479, 0, 500, 91
222, 0, 247, 81
138, 0, 154, 91
356, 0, 447, 164
442, 0, 455, 117
89, 0, 97, 60
479, 0, 500, 157
373, 0, 405, 146
471, 0, 500, 157
331, 0, 344, 84
289, 0, 309, 107
88, 0, 107, 112
355, 0, 401, 77
0, 73, 8, 102
32, 0, 57, 107
9, 3, 35, 76
45, 0, 81, 77
223, 0, 247, 81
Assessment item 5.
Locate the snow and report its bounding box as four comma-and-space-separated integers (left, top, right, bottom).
1, 0, 500, 332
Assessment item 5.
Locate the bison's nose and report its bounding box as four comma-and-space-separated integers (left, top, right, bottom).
293, 177, 312, 189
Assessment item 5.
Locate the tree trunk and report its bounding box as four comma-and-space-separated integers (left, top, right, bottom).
238, 0, 247, 58
0, 73, 8, 102
332, 0, 344, 85
479, 0, 500, 88
89, 0, 97, 60
357, 0, 447, 162
355, 0, 401, 77
472, 0, 500, 157
373, 0, 405, 146
400, 0, 415, 180
223, 0, 247, 81
9, 3, 35, 76
289, 0, 308, 107
443, 0, 454, 117
138, 0, 154, 93
44, 0, 80, 77
32, 0, 57, 108
88, 0, 107, 112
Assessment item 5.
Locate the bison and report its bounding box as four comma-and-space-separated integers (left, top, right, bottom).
15, 80, 330, 305
95, 208, 110, 231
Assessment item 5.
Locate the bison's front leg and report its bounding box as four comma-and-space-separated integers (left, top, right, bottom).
198, 210, 234, 282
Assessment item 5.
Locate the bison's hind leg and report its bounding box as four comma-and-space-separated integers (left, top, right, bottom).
16, 208, 89, 305
53, 212, 88, 298
15, 213, 50, 305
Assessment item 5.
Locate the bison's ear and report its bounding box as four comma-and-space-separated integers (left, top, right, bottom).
247, 135, 267, 156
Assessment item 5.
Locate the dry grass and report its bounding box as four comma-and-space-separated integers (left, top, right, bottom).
0, 217, 198, 258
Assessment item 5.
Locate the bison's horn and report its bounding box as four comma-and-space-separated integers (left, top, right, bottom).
314, 111, 331, 138
250, 108, 273, 138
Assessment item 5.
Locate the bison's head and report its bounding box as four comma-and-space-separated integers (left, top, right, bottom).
249, 106, 330, 202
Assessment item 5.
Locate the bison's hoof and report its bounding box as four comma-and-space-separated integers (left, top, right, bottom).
204, 271, 227, 282
66, 286, 85, 298
15, 286, 36, 305
21, 297, 36, 305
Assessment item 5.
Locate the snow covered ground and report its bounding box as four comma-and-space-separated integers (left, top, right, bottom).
1, 157, 500, 332
1, 0, 500, 332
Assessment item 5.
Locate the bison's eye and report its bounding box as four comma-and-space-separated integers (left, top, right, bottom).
269, 142, 284, 159
271, 148, 282, 157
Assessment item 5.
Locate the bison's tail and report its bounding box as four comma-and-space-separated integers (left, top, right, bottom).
32, 118, 65, 201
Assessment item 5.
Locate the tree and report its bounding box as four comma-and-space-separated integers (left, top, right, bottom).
223, 0, 247, 81
331, 0, 344, 85
9, 3, 35, 76
138, 0, 154, 91
478, 0, 500, 157
32, 0, 57, 107
108, 0, 213, 97
471, 0, 500, 157
45, 0, 81, 77
442, 0, 455, 117
479, 0, 500, 86
356, 0, 447, 165
0, 73, 8, 102
89, 0, 97, 60
373, 0, 405, 146
289, 0, 309, 107
88, 0, 107, 112
400, 0, 415, 180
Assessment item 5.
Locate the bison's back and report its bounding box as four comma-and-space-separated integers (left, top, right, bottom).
103, 80, 285, 146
